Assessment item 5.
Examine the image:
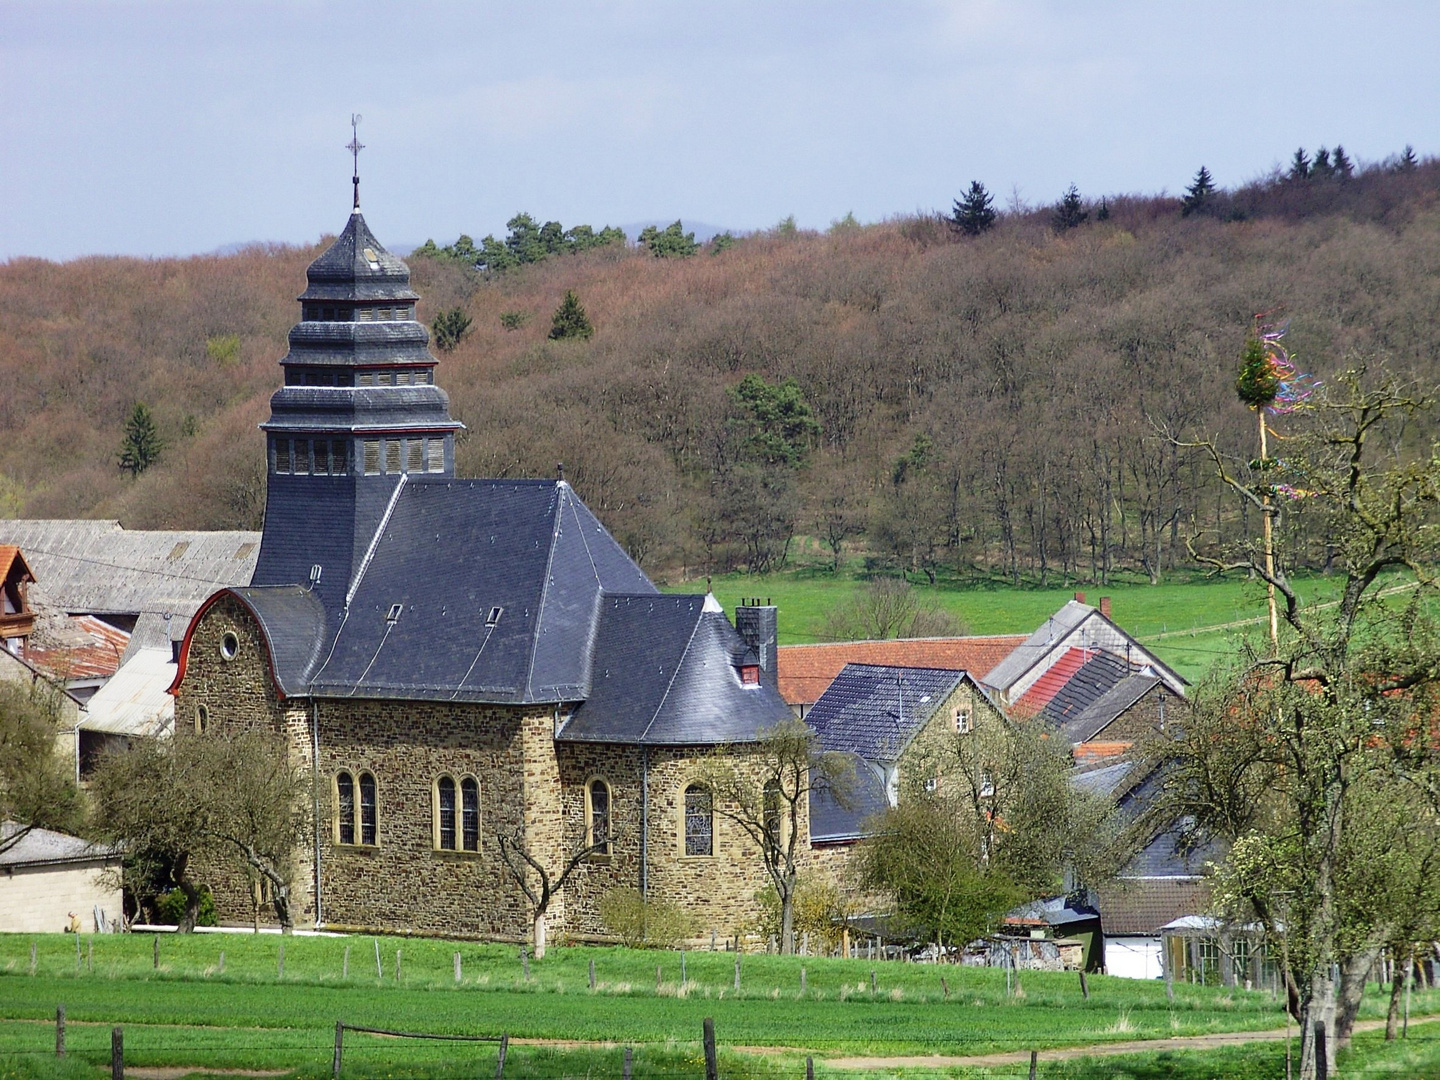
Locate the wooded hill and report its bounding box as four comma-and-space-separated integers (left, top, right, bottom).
3, 155, 1439, 585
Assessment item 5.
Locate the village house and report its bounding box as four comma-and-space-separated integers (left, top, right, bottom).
169, 204, 795, 944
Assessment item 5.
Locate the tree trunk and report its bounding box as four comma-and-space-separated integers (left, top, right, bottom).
1386, 948, 1405, 1041
1335, 942, 1382, 1049
533, 910, 548, 960
1297, 968, 1336, 1080
176, 871, 200, 934
780, 887, 796, 955
272, 880, 293, 934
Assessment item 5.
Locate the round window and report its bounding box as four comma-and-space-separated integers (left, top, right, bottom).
219, 631, 240, 661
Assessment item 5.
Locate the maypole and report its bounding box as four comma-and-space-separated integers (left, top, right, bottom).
1235, 314, 1318, 655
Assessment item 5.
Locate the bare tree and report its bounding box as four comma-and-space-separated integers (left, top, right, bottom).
496, 829, 610, 959
820, 577, 966, 642
0, 681, 83, 856
693, 719, 854, 953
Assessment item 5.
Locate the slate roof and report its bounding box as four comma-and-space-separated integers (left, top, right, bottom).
1070, 758, 1137, 797
0, 823, 120, 869
984, 600, 1096, 692
558, 594, 792, 745
777, 636, 1026, 706
1059, 674, 1162, 745
1027, 650, 1132, 725
805, 663, 969, 762
300, 212, 419, 303
809, 754, 888, 843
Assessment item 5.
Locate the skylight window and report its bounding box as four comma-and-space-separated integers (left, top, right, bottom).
386, 603, 403, 623
486, 606, 504, 626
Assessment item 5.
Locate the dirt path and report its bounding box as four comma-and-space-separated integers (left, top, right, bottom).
822, 1014, 1439, 1069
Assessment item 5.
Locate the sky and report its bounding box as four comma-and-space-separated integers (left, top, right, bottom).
2, 0, 1437, 261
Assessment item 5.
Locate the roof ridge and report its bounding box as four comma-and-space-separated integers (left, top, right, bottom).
524, 485, 566, 702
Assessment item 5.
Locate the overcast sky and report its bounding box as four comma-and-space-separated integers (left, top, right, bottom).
2, 0, 1436, 261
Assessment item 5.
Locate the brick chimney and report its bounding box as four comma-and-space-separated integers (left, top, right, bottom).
1074, 591, 1086, 604
1099, 596, 1112, 619
734, 598, 779, 691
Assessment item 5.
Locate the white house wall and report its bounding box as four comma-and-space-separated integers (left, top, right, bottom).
0, 860, 122, 933
1105, 935, 1163, 980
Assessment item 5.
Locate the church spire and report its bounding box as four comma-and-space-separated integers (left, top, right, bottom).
346, 114, 364, 212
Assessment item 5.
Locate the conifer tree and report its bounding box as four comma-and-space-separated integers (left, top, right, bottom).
950, 181, 997, 237
1180, 166, 1217, 216
1311, 147, 1334, 178
1052, 184, 1088, 232
431, 307, 472, 352
548, 290, 594, 340
1289, 147, 1311, 180
119, 402, 165, 476
1096, 197, 1110, 221
1396, 144, 1419, 172
1331, 144, 1354, 179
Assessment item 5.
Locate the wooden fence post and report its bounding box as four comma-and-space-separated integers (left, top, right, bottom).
681, 950, 687, 986
589, 957, 596, 989
454, 952, 462, 983
1079, 971, 1089, 999
30, 941, 36, 975
870, 970, 876, 994
332, 1022, 343, 1079
806, 1056, 814, 1080
800, 968, 806, 995
940, 976, 949, 1000
88, 940, 93, 973
734, 955, 741, 991
218, 950, 225, 975
374, 938, 382, 980
1028, 1049, 1038, 1080
111, 1025, 124, 1080
711, 929, 717, 952
75, 932, 82, 970
623, 1045, 632, 1080
657, 964, 663, 992
495, 1033, 509, 1080
342, 946, 348, 980
152, 936, 159, 970
702, 1017, 718, 1080
56, 1005, 65, 1057
395, 949, 402, 983
521, 947, 529, 981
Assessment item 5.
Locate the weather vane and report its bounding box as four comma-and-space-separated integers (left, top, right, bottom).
346, 114, 365, 211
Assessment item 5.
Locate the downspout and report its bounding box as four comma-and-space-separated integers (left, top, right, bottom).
640, 747, 649, 899
311, 699, 323, 928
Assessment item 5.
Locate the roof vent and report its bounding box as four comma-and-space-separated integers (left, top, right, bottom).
386, 603, 403, 623
486, 606, 504, 626
309, 564, 323, 585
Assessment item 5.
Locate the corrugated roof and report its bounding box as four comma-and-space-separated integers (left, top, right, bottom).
777, 636, 1025, 706
0, 521, 260, 624
26, 615, 130, 681
79, 648, 176, 737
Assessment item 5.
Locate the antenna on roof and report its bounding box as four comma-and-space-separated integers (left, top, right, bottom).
347, 114, 365, 212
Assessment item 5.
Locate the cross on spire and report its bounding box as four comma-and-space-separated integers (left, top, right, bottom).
346, 114, 365, 211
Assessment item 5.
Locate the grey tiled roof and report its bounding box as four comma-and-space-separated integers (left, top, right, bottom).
1041, 651, 1132, 726
809, 754, 888, 843
805, 663, 968, 762
0, 823, 119, 868
1070, 758, 1137, 796
300, 212, 419, 303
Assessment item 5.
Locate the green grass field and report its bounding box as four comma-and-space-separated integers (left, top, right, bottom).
1, 934, 1435, 1079
661, 559, 1352, 684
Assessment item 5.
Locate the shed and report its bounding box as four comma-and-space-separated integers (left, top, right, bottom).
0, 823, 122, 933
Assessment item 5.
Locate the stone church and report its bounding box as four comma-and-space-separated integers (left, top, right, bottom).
170, 202, 795, 942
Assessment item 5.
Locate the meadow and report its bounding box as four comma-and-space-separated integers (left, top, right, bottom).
2, 933, 1436, 1079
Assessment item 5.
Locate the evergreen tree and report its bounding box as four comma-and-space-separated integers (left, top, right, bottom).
431, 307, 473, 352
1397, 144, 1419, 172
1311, 147, 1334, 178
639, 220, 699, 258
950, 181, 997, 237
119, 402, 165, 476
1180, 166, 1217, 216
1331, 144, 1354, 179
1096, 197, 1110, 221
1289, 147, 1311, 181
548, 290, 594, 340
1052, 184, 1088, 232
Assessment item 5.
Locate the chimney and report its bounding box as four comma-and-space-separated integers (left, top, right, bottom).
734, 598, 779, 691
1073, 591, 1086, 604
1099, 596, 1112, 619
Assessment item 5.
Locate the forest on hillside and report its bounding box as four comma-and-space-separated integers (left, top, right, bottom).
2, 152, 1439, 585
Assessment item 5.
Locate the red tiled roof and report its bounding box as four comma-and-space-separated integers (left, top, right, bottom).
0, 545, 34, 584
26, 615, 130, 681
1012, 647, 1090, 714
777, 636, 1027, 706
1073, 741, 1133, 762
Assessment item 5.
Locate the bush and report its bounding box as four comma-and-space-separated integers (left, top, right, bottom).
153, 887, 218, 927
599, 887, 694, 949
754, 873, 848, 952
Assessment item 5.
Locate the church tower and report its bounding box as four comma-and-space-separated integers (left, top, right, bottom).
251, 206, 464, 608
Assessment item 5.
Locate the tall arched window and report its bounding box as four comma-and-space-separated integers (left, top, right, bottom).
763, 780, 782, 853
437, 776, 457, 850
336, 771, 355, 845
684, 784, 713, 857
460, 777, 480, 852
359, 772, 377, 845
587, 779, 611, 855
